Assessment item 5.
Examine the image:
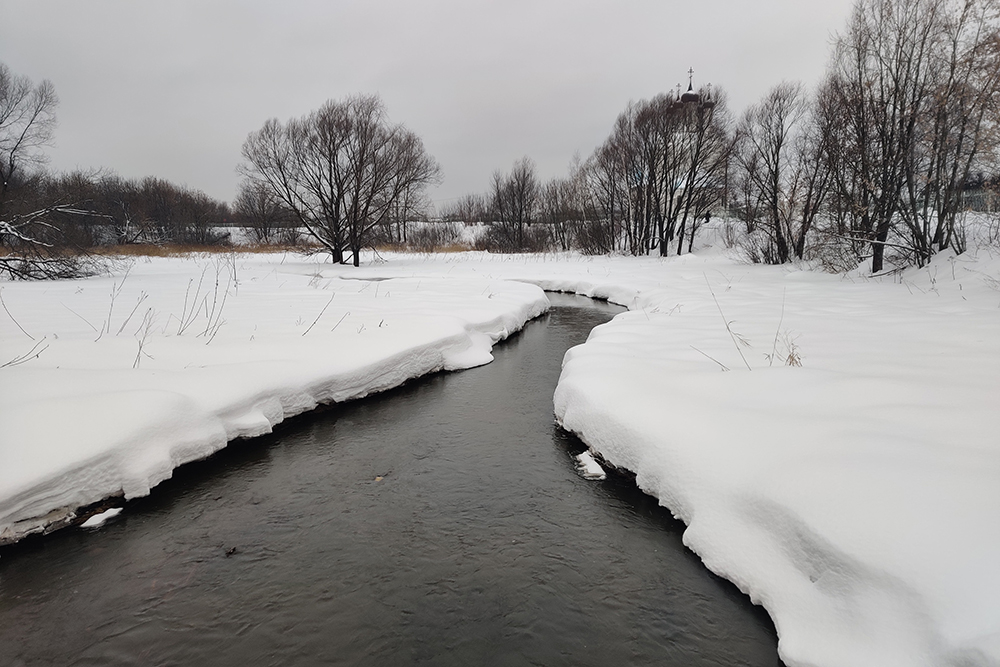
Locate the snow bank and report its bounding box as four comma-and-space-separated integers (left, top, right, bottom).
342, 245, 1000, 667
0, 252, 548, 544
3, 242, 999, 667
551, 255, 1000, 667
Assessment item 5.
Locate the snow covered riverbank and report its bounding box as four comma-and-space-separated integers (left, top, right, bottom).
346, 245, 1000, 667
0, 253, 549, 544
2, 242, 998, 667
551, 259, 1000, 667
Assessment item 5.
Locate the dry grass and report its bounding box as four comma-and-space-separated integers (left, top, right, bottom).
784, 334, 803, 367
10, 240, 471, 266
90, 242, 318, 258
432, 243, 475, 253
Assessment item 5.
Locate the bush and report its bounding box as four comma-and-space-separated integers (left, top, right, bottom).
573, 220, 615, 255
473, 223, 559, 253
404, 222, 465, 252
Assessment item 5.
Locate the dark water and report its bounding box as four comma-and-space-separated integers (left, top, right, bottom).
0, 294, 781, 667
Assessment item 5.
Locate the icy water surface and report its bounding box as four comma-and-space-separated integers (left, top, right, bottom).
0, 294, 781, 666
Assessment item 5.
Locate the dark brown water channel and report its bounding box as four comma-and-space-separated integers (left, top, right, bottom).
0, 294, 781, 666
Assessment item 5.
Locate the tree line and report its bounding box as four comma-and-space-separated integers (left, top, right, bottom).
447, 0, 1000, 272
2, 0, 998, 279
0, 59, 277, 278
1, 66, 440, 278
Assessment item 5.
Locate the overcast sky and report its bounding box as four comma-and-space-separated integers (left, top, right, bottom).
1, 0, 857, 209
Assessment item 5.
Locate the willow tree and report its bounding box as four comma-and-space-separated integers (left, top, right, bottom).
489, 157, 540, 251
240, 94, 440, 265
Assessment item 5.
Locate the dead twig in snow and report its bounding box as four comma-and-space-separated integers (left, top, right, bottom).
691, 345, 730, 372
61, 302, 98, 333
303, 293, 336, 337
97, 262, 133, 340
116, 291, 149, 335
2, 337, 49, 368
177, 266, 209, 335
768, 288, 786, 368
704, 274, 752, 371
0, 288, 34, 340
133, 308, 155, 368
330, 311, 350, 332
198, 265, 231, 339
781, 332, 803, 367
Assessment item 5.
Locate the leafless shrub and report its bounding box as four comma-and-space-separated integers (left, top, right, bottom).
172, 259, 232, 339
402, 222, 464, 252
233, 179, 296, 245
573, 219, 616, 255
474, 222, 556, 253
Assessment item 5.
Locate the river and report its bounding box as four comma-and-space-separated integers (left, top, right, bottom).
0, 294, 781, 666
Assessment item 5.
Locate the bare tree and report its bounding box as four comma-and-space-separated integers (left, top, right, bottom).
732, 82, 830, 263
440, 193, 489, 223
899, 0, 1000, 261
822, 0, 1000, 272
538, 175, 583, 251
584, 82, 731, 257
233, 179, 294, 244
832, 0, 941, 273
240, 94, 440, 266
0, 62, 57, 216
672, 87, 732, 255
586, 99, 670, 256
488, 157, 540, 251
585, 123, 629, 253
97, 174, 148, 245
0, 63, 90, 279
380, 180, 430, 245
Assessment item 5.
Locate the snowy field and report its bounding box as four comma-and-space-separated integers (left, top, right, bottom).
2, 235, 999, 667
0, 254, 549, 542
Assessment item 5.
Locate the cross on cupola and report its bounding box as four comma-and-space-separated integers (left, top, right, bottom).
681, 67, 700, 104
